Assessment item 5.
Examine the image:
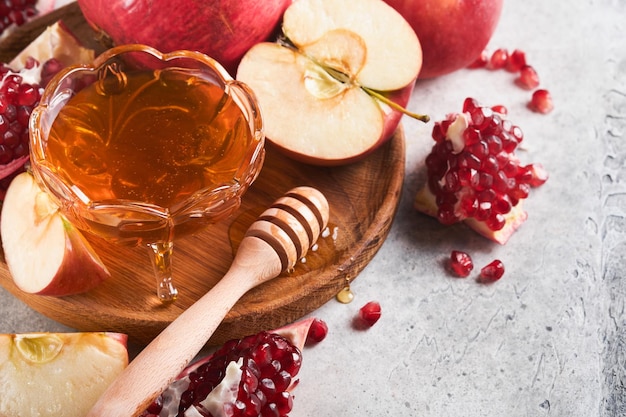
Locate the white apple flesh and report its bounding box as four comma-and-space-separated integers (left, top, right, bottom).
236, 0, 425, 166
1, 172, 110, 296
0, 332, 128, 417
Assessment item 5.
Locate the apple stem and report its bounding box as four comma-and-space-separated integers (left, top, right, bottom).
278, 35, 430, 123
361, 86, 430, 123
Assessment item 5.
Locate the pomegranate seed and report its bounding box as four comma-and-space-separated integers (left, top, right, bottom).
0, 58, 69, 197
450, 250, 473, 277
506, 49, 527, 72
305, 318, 328, 344
529, 89, 554, 114
491, 104, 508, 115
488, 48, 509, 70
479, 260, 505, 282
420, 98, 547, 241
358, 301, 382, 327
467, 49, 489, 69
516, 65, 540, 90
527, 163, 549, 187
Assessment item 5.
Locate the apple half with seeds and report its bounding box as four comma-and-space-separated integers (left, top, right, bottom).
0, 332, 128, 417
236, 0, 427, 166
1, 171, 110, 296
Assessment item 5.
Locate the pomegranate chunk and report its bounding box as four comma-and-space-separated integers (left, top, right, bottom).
479, 260, 505, 282
529, 89, 554, 114
0, 0, 38, 36
450, 250, 474, 277
142, 329, 305, 417
415, 98, 548, 244
358, 301, 382, 327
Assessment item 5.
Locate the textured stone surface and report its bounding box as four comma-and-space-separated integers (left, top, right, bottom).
0, 0, 624, 416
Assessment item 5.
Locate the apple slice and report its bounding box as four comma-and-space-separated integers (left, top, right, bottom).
0, 171, 110, 296
236, 0, 427, 166
0, 332, 128, 417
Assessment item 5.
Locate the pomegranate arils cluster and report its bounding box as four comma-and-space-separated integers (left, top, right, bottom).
143, 331, 303, 417
468, 48, 553, 114
0, 0, 37, 35
0, 63, 40, 163
0, 57, 64, 198
425, 98, 546, 236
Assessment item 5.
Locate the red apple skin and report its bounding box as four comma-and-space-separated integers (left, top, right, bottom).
33, 220, 110, 296
1, 172, 110, 296
383, 0, 503, 79
76, 0, 291, 75
269, 80, 416, 167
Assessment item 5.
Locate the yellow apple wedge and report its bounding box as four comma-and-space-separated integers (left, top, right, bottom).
0, 332, 128, 417
1, 171, 110, 296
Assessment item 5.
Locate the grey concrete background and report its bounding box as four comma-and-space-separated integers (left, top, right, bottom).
0, 1, 624, 416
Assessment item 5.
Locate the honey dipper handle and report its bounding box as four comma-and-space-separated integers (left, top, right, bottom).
87, 186, 329, 417
87, 236, 282, 417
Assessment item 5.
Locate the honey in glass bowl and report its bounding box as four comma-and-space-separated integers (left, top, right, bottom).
29, 44, 265, 301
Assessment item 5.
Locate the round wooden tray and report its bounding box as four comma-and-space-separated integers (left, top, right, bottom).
0, 3, 406, 346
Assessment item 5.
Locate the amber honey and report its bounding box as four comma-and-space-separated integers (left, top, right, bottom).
44, 67, 256, 244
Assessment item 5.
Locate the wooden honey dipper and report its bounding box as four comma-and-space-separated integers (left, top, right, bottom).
87, 186, 329, 417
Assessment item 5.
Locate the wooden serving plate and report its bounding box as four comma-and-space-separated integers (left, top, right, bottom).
0, 3, 406, 346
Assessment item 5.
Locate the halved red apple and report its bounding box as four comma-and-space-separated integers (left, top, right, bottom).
236, 0, 427, 166
0, 332, 128, 417
0, 171, 110, 296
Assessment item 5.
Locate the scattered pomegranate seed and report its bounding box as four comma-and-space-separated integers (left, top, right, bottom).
358, 301, 382, 327
479, 259, 505, 282
528, 89, 554, 114
487, 48, 509, 70
506, 49, 527, 72
450, 250, 474, 277
491, 104, 508, 116
516, 65, 540, 90
467, 49, 489, 69
468, 47, 554, 115
305, 318, 328, 344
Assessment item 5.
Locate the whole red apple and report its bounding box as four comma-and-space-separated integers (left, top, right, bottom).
76, 0, 291, 75
384, 0, 503, 79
